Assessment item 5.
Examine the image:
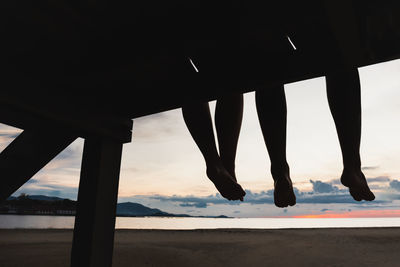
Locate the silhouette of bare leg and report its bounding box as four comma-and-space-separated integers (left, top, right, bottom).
326, 69, 375, 201
256, 86, 296, 208
182, 103, 246, 201
215, 93, 244, 181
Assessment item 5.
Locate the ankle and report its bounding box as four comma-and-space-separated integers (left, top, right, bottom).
270, 163, 290, 181
205, 155, 222, 169
271, 162, 289, 174
343, 166, 362, 174
343, 159, 361, 173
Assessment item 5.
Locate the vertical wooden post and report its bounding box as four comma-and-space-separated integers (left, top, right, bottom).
71, 137, 123, 267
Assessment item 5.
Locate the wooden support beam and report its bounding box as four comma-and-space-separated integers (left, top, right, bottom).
0, 102, 133, 144
0, 128, 76, 201
71, 137, 124, 267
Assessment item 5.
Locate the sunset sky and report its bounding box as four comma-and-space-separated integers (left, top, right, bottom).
1, 59, 400, 218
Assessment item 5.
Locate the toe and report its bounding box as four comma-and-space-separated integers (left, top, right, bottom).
362, 190, 375, 201
235, 185, 246, 198
274, 180, 296, 208
288, 193, 296, 206
275, 202, 288, 208
349, 188, 362, 201
275, 193, 291, 208
274, 196, 286, 208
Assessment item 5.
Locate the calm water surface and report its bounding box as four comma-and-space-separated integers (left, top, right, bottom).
1, 215, 400, 229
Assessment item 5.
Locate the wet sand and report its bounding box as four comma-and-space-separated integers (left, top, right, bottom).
1, 228, 400, 267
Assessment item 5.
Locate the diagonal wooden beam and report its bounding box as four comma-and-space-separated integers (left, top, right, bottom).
0, 128, 77, 201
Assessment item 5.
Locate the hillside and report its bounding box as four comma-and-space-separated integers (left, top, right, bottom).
1, 195, 229, 218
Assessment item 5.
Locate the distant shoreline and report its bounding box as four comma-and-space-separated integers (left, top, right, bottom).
0, 213, 232, 219
1, 195, 230, 218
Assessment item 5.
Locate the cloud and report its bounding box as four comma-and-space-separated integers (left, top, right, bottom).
13, 183, 78, 200
41, 139, 83, 171
367, 176, 390, 183
25, 179, 39, 184
0, 133, 19, 139
13, 176, 397, 216
132, 111, 182, 141
389, 180, 400, 191
0, 124, 23, 151
180, 202, 208, 208
310, 180, 339, 193
350, 204, 399, 209
297, 194, 359, 204
151, 194, 240, 206
331, 176, 390, 186
362, 166, 380, 171
54, 146, 81, 160
149, 181, 388, 207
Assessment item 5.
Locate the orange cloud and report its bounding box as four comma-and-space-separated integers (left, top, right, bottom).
293, 209, 400, 218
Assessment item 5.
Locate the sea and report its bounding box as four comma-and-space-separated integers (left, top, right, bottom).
1, 215, 400, 229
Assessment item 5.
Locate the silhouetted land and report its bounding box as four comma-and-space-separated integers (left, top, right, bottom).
0, 195, 229, 218
1, 228, 400, 267
1, 194, 76, 216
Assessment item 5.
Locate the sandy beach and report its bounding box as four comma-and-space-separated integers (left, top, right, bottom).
1, 228, 400, 266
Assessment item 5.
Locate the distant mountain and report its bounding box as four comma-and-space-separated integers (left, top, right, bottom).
25, 195, 67, 201
116, 202, 180, 217
3, 195, 230, 218
6, 195, 66, 201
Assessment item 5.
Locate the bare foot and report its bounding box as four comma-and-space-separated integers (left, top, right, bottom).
206, 165, 246, 201
341, 169, 375, 201
223, 163, 237, 182
271, 166, 296, 208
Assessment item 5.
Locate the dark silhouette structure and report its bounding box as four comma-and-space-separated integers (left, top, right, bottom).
1, 1, 400, 266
